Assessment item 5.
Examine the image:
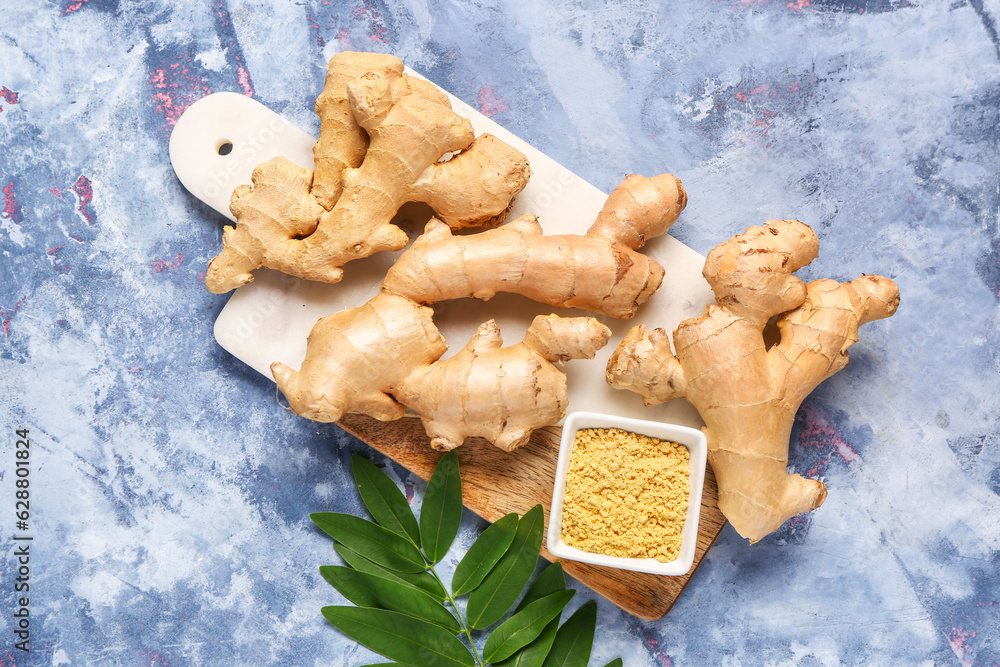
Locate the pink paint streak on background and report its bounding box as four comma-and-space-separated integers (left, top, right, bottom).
0, 86, 18, 113
150, 254, 186, 274
354, 1, 389, 43
2, 180, 23, 224
947, 627, 976, 667
796, 404, 860, 477
72, 175, 95, 225
2, 298, 26, 337
148, 61, 212, 129
62, 0, 91, 14
642, 631, 672, 666
3, 181, 24, 225
736, 0, 809, 10
48, 245, 71, 274
725, 74, 813, 150
236, 65, 254, 97
477, 85, 509, 117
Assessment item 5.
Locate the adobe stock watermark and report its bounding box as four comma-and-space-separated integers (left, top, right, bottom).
201, 113, 296, 203
523, 167, 577, 214
11, 427, 33, 653
215, 271, 304, 349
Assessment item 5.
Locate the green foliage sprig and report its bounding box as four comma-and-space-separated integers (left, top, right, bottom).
311, 451, 622, 667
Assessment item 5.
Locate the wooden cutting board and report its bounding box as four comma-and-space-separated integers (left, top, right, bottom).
170, 81, 727, 620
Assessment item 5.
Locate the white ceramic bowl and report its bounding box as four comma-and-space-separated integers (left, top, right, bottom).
546, 411, 707, 576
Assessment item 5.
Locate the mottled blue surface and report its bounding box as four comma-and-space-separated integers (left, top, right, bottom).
2, 0, 999, 664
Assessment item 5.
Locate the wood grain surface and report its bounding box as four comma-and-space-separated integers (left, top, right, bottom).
338, 414, 726, 620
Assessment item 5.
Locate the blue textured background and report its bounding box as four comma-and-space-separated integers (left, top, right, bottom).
2, 0, 999, 664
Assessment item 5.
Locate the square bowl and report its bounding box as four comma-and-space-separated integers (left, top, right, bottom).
546, 411, 708, 576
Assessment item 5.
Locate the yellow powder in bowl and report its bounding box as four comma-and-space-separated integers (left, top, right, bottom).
560, 427, 690, 563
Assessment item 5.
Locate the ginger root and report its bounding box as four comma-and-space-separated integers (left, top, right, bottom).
607, 220, 899, 542
206, 51, 530, 293
273, 173, 686, 451
383, 173, 685, 319
272, 293, 611, 452
399, 316, 612, 452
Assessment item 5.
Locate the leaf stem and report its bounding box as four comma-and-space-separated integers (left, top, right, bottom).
428, 565, 486, 667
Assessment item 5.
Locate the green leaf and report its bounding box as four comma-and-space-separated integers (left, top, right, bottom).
322, 606, 474, 667
466, 504, 544, 629
352, 454, 421, 547
319, 565, 461, 634
603, 660, 624, 667
513, 563, 566, 615
540, 601, 597, 667
359, 664, 405, 667
483, 590, 576, 663
420, 450, 463, 564
492, 617, 560, 667
493, 563, 569, 667
335, 543, 447, 602
311, 512, 425, 573
451, 512, 518, 596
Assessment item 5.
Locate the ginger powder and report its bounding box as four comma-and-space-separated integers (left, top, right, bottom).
560, 427, 689, 562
